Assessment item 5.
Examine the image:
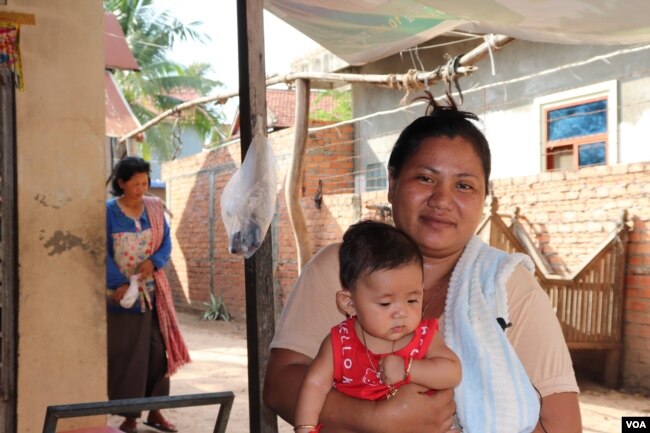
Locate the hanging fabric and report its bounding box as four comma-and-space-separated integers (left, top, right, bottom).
0, 22, 22, 89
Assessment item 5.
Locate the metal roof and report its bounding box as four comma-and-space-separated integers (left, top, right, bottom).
104, 12, 140, 71
104, 71, 141, 138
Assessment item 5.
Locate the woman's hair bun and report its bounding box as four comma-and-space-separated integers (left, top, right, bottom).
413, 90, 479, 123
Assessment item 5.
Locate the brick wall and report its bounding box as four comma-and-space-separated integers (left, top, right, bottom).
161, 124, 356, 318
162, 143, 242, 313
491, 163, 650, 392
163, 125, 650, 392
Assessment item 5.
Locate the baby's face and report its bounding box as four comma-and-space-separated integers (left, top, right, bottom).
352, 263, 423, 346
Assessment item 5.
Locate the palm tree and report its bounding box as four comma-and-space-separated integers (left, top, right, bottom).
105, 0, 226, 160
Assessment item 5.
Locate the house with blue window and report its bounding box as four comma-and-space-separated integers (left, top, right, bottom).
266, 1, 650, 183
327, 40, 646, 184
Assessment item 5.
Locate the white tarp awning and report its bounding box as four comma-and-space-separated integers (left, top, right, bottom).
265, 0, 650, 65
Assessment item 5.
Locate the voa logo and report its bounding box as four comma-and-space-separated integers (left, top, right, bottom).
622, 417, 650, 432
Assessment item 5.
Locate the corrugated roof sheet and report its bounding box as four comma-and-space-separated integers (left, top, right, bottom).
104, 71, 141, 138
266, 88, 335, 128
104, 12, 140, 71
230, 88, 337, 136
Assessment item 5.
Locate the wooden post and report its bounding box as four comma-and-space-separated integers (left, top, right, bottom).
236, 1, 278, 433
285, 78, 313, 270
604, 348, 622, 388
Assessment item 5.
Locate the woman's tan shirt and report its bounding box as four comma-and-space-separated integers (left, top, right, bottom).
271, 244, 579, 397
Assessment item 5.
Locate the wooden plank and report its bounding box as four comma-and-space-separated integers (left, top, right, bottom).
558, 283, 567, 337
0, 11, 35, 25
578, 279, 587, 341
587, 269, 595, 340
604, 348, 622, 388
592, 268, 598, 338
570, 285, 578, 343
577, 276, 585, 341
600, 253, 611, 340
567, 341, 621, 350
236, 1, 278, 432
613, 227, 628, 341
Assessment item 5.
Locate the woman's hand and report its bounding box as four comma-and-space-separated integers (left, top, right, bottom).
320, 383, 456, 433
111, 284, 130, 302
138, 259, 155, 278
265, 347, 456, 433
380, 385, 456, 433
379, 354, 406, 385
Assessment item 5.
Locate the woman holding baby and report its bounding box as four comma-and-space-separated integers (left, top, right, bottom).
264, 94, 582, 433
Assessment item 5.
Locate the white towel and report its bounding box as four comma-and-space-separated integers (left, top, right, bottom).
444, 236, 540, 433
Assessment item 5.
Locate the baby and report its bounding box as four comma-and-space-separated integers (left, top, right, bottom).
293, 220, 462, 433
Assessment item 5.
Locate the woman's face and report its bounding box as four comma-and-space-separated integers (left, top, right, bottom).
388, 135, 487, 259
118, 172, 149, 201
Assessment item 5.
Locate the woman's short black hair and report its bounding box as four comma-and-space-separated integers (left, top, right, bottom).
339, 219, 423, 291
388, 91, 491, 195
109, 156, 151, 197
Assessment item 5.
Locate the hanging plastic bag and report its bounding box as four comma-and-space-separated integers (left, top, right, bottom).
220, 119, 277, 259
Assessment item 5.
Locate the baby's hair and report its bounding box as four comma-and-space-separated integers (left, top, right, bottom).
339, 220, 423, 291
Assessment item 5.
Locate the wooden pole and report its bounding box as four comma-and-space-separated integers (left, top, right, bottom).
236, 1, 278, 432
285, 78, 313, 270
117, 35, 514, 143
117, 90, 237, 146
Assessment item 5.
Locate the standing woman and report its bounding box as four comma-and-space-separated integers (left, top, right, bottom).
106, 157, 190, 433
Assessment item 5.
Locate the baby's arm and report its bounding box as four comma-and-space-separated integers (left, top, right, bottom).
294, 336, 334, 433
410, 331, 461, 390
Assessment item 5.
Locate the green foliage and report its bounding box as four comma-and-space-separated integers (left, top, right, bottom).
201, 293, 231, 322
105, 0, 226, 160
310, 89, 352, 122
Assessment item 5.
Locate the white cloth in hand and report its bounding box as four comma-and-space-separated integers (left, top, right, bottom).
120, 274, 141, 308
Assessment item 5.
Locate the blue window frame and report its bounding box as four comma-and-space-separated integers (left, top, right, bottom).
544, 97, 608, 171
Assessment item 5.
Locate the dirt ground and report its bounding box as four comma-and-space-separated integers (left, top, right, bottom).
110, 311, 650, 433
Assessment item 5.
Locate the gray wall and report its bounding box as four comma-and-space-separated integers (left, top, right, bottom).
348, 38, 650, 188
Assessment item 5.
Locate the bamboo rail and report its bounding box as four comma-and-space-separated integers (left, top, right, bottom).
118, 34, 514, 144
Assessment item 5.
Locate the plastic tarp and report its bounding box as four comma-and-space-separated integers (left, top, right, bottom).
265, 0, 650, 65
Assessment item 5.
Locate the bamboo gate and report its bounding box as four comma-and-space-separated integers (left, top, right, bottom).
477, 197, 629, 387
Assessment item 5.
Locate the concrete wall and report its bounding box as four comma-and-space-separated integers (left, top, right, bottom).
15, 1, 107, 432
348, 39, 650, 182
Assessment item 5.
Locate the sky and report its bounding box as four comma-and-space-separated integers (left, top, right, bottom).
157, 0, 322, 120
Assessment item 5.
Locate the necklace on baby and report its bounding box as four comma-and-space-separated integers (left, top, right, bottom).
423, 270, 453, 317
360, 328, 400, 399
